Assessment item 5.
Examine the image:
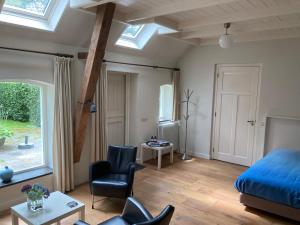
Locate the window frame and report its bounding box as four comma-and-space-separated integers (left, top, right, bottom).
159, 84, 174, 123
121, 25, 145, 39
0, 80, 50, 174
116, 24, 159, 50
0, 0, 67, 32
3, 0, 56, 19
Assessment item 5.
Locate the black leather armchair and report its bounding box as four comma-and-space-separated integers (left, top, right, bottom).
90, 146, 137, 208
74, 197, 175, 225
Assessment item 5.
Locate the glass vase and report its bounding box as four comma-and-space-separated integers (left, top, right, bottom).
27, 197, 44, 212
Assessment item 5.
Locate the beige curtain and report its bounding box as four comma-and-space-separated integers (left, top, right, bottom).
53, 57, 74, 192
90, 64, 108, 163
0, 0, 4, 11
172, 70, 181, 121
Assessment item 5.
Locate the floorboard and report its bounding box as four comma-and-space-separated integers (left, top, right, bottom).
0, 154, 298, 225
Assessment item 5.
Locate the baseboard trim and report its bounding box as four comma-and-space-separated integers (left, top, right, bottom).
188, 151, 211, 160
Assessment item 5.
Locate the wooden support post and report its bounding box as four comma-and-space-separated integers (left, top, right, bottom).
74, 3, 116, 163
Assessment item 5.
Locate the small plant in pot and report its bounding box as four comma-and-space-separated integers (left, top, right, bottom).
0, 127, 14, 147
21, 183, 50, 212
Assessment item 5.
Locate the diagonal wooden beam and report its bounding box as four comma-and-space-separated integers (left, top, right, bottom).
0, 0, 4, 11
74, 3, 116, 163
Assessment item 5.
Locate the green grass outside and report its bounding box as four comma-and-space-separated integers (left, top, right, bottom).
0, 119, 37, 130
0, 119, 41, 152
0, 119, 42, 168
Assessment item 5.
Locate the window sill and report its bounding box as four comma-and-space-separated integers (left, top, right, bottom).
0, 167, 53, 189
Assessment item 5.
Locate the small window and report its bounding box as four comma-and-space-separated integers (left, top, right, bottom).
4, 0, 51, 16
0, 82, 45, 173
159, 84, 174, 122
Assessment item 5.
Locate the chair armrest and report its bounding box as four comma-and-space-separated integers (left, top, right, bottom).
126, 163, 136, 196
89, 161, 111, 182
74, 220, 90, 225
121, 197, 153, 224
135, 205, 175, 225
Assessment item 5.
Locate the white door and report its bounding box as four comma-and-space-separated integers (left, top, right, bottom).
213, 65, 260, 166
107, 71, 126, 146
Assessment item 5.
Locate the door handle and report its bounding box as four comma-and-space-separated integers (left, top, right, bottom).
247, 120, 256, 126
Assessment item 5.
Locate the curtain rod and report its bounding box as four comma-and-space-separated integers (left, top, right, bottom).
0, 46, 74, 58
102, 59, 180, 71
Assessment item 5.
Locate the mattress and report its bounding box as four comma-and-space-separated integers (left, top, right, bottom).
234, 148, 300, 208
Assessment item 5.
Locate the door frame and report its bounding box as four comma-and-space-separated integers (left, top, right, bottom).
210, 64, 262, 166
107, 70, 131, 146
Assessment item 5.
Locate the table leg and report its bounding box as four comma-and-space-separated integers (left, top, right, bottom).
158, 150, 162, 169
170, 146, 174, 164
11, 213, 19, 225
140, 146, 144, 165
80, 207, 85, 220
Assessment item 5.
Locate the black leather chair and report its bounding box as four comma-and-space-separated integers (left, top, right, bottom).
90, 145, 137, 208
74, 197, 175, 225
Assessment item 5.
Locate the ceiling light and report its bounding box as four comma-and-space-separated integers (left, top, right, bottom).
219, 23, 234, 48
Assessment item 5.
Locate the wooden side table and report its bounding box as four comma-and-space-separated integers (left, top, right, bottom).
140, 143, 174, 169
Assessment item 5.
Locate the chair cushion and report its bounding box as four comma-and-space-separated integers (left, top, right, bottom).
93, 174, 128, 186
98, 216, 129, 225
92, 174, 129, 198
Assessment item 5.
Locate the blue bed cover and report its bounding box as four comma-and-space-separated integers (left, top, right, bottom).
234, 148, 300, 208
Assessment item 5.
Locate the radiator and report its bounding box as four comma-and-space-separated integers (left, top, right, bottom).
157, 121, 179, 151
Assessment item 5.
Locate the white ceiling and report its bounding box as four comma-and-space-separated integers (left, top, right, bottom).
76, 0, 300, 45
0, 3, 190, 65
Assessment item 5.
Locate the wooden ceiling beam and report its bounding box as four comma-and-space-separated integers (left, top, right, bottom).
74, 2, 116, 163
179, 4, 300, 31
125, 0, 238, 22
179, 19, 300, 39
198, 27, 300, 46
129, 17, 178, 31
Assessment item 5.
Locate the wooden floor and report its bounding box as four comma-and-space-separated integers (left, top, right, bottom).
0, 154, 298, 225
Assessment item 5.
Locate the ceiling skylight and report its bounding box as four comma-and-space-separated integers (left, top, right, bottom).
4, 0, 51, 16
116, 23, 177, 50
122, 24, 144, 39
0, 0, 68, 31
116, 24, 158, 50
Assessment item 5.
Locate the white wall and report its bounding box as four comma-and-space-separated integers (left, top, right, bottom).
127, 68, 172, 161
73, 60, 173, 185
178, 38, 300, 162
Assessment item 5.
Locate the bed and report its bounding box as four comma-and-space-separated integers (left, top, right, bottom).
234, 148, 300, 221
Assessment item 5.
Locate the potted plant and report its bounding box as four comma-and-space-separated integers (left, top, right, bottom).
0, 127, 14, 147
21, 183, 50, 212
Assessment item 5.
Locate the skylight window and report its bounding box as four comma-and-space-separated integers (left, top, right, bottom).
122, 25, 144, 39
4, 0, 51, 16
116, 24, 158, 50
116, 23, 178, 50
0, 0, 68, 31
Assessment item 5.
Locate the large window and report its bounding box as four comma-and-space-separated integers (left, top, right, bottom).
0, 82, 44, 173
159, 84, 174, 122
